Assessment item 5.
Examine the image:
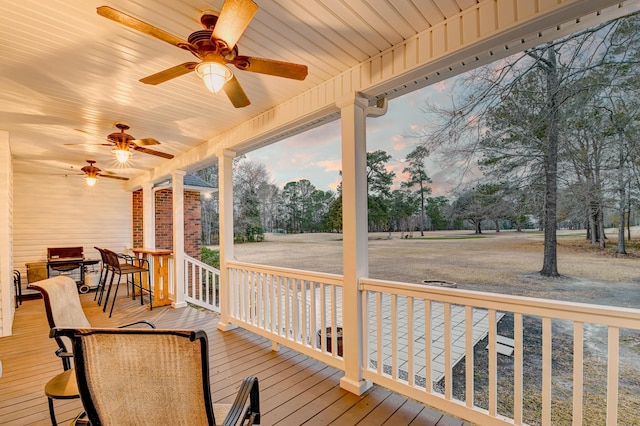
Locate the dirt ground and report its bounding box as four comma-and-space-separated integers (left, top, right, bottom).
231, 228, 640, 308
227, 228, 640, 425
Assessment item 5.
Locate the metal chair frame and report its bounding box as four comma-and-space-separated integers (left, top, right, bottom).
28, 276, 155, 425
13, 270, 22, 308
53, 327, 260, 426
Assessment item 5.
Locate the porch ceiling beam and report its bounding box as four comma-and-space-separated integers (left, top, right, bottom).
126, 0, 638, 190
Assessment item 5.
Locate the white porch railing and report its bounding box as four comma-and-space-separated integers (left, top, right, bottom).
227, 261, 345, 369
184, 254, 221, 312
216, 261, 640, 426
361, 278, 640, 426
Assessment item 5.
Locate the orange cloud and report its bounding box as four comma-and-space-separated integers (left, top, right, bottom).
313, 159, 342, 172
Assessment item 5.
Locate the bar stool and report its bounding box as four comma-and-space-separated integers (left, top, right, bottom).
93, 247, 111, 305
102, 248, 151, 317
118, 253, 141, 297
95, 247, 140, 305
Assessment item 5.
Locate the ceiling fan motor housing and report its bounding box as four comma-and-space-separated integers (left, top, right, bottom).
81, 160, 100, 176
188, 30, 239, 61
108, 123, 136, 148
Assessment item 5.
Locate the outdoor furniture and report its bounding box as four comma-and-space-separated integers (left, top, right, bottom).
52, 327, 261, 426
131, 247, 173, 308
100, 248, 151, 317
13, 270, 22, 308
93, 247, 110, 304
118, 252, 144, 297
28, 275, 155, 425
95, 247, 135, 306
93, 247, 130, 305
46, 246, 99, 292
43, 369, 80, 426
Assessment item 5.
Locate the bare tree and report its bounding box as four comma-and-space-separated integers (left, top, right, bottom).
412, 14, 640, 276
195, 164, 219, 245
234, 160, 272, 242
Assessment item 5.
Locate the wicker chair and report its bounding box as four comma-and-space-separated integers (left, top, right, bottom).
53, 327, 261, 426
28, 276, 155, 425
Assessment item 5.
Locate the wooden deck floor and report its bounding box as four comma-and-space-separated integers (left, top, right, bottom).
0, 287, 470, 426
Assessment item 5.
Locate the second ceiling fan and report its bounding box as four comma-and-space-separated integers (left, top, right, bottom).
97, 0, 309, 108
67, 123, 174, 163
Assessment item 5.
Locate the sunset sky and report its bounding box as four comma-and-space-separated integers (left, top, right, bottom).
245, 79, 468, 197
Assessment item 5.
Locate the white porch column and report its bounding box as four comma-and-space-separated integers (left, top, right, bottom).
142, 182, 155, 249
337, 93, 373, 395
172, 170, 187, 308
0, 130, 14, 336
218, 149, 237, 331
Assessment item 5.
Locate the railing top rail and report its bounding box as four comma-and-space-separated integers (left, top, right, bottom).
227, 260, 344, 286
361, 277, 640, 328
184, 254, 220, 272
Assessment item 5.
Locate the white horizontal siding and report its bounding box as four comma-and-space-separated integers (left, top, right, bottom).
13, 173, 132, 287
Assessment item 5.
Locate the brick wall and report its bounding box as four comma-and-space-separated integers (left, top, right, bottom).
131, 187, 201, 260
132, 189, 143, 248
184, 191, 201, 259
155, 189, 173, 251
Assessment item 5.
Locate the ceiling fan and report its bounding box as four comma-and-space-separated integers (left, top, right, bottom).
66, 122, 174, 163
97, 0, 308, 108
79, 160, 129, 186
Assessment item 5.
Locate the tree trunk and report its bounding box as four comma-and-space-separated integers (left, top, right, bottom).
594, 158, 605, 248
616, 133, 627, 254
540, 45, 560, 277
627, 206, 631, 242
598, 207, 606, 249
589, 203, 598, 245
627, 182, 632, 242
474, 220, 482, 234
618, 207, 627, 253
420, 183, 425, 237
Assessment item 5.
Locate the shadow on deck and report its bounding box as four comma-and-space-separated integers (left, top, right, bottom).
0, 286, 470, 425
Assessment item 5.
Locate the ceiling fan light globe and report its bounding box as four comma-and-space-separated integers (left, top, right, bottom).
195, 62, 232, 93
113, 148, 131, 163
85, 176, 98, 187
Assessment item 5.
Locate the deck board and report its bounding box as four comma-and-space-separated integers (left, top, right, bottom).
360, 391, 411, 425
0, 286, 468, 425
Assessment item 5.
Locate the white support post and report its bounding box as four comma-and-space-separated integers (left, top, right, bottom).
218, 150, 237, 331
172, 170, 187, 308
338, 93, 387, 395
0, 130, 14, 336
142, 182, 155, 249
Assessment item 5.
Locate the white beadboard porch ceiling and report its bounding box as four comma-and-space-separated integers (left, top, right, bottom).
2, 0, 638, 183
